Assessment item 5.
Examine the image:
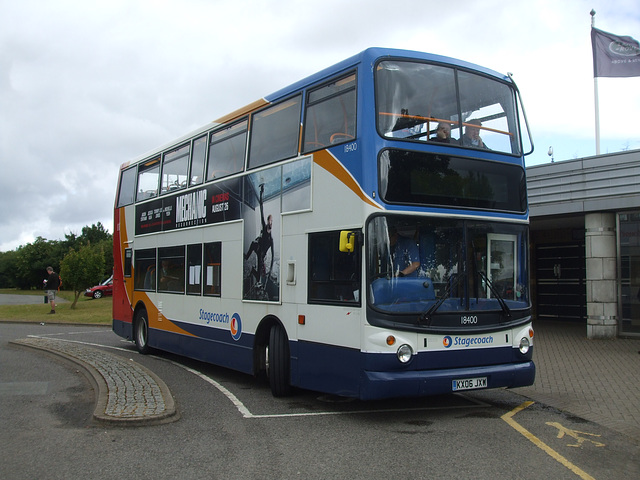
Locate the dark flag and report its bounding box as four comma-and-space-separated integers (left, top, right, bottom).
591, 27, 640, 78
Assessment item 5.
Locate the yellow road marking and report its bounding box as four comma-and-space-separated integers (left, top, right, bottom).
501, 401, 596, 480
546, 422, 605, 448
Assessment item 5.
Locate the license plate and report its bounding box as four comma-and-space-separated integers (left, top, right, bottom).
452, 377, 487, 391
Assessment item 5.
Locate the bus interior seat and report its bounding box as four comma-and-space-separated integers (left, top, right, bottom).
144, 266, 156, 290
330, 133, 355, 144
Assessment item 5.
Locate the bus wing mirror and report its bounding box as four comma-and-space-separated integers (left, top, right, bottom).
339, 230, 359, 253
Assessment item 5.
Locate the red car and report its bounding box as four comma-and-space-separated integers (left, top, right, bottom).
85, 276, 113, 299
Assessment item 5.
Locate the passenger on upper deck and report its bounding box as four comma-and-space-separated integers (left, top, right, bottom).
432, 122, 452, 143
461, 119, 489, 149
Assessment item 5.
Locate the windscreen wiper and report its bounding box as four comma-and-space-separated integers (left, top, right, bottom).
419, 272, 464, 325
477, 270, 512, 318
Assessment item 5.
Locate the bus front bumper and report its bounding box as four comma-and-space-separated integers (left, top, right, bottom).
359, 360, 535, 400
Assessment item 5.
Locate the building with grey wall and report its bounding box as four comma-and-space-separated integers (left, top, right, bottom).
527, 149, 640, 338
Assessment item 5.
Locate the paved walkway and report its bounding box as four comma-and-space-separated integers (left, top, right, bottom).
515, 321, 640, 442
11, 337, 178, 426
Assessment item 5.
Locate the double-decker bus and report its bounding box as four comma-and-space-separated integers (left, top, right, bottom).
113, 48, 535, 400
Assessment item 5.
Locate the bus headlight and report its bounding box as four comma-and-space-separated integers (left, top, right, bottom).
397, 344, 413, 363
519, 337, 530, 354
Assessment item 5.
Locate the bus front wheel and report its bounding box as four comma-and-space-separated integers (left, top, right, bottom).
134, 309, 151, 355
268, 324, 291, 397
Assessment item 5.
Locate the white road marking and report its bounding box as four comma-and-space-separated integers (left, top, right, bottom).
27, 333, 489, 419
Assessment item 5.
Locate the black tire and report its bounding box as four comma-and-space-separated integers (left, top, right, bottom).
134, 310, 151, 354
93, 290, 103, 299
268, 323, 291, 397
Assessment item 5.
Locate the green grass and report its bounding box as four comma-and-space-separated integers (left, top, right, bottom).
0, 289, 112, 325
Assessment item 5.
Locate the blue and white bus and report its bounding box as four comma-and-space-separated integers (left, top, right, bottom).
113, 48, 535, 400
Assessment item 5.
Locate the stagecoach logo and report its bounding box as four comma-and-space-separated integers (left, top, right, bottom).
200, 309, 229, 325
176, 189, 207, 226
230, 313, 242, 341
198, 310, 241, 341
443, 335, 495, 348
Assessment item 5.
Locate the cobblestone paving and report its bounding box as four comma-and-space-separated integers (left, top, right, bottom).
12, 337, 176, 423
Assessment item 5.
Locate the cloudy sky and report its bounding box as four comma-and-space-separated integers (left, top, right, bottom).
1, 0, 639, 251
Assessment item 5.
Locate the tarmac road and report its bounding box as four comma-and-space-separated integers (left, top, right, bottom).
1, 321, 639, 479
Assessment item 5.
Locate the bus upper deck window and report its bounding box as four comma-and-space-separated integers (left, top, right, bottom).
136, 157, 160, 202
375, 60, 519, 155
303, 73, 356, 153
207, 120, 247, 181
248, 96, 302, 169
161, 144, 190, 194
117, 167, 137, 207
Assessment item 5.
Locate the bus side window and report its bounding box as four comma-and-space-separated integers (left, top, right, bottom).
136, 157, 160, 202
134, 249, 157, 291
248, 96, 302, 170
161, 144, 190, 194
187, 244, 202, 295
157, 246, 186, 294
117, 167, 137, 208
207, 120, 247, 181
303, 72, 356, 153
189, 135, 207, 186
124, 248, 132, 277
308, 231, 360, 305
204, 242, 221, 296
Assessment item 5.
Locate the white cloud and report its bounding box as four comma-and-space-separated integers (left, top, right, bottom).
0, 0, 639, 250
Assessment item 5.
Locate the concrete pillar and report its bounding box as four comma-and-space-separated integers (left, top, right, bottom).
585, 213, 617, 338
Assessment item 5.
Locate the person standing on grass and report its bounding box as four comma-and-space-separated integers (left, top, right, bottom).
44, 266, 60, 314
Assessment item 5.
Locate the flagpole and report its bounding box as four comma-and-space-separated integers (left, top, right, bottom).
591, 9, 601, 155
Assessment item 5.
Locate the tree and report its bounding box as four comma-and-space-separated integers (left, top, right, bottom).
97, 237, 114, 280
0, 250, 19, 288
14, 237, 64, 290
65, 223, 113, 280
60, 243, 106, 308
1, 223, 113, 291
79, 222, 111, 246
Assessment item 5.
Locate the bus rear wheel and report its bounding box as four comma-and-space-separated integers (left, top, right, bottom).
268, 323, 291, 397
134, 309, 151, 355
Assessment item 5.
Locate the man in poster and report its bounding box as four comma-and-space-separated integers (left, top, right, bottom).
244, 183, 274, 297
